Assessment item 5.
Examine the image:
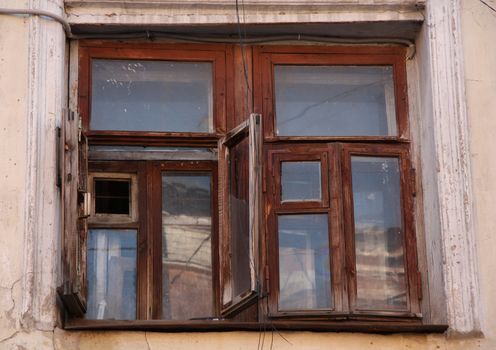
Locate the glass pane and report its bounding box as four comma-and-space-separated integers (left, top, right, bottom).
229, 137, 251, 297
94, 179, 130, 214
351, 156, 407, 310
86, 229, 137, 320
281, 161, 321, 202
275, 65, 397, 136
162, 173, 213, 320
91, 59, 213, 132
278, 214, 332, 311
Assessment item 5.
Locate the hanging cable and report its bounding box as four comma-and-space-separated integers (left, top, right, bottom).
235, 0, 253, 114
0, 8, 72, 37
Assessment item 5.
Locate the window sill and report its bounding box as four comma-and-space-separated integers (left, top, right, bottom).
64, 319, 448, 334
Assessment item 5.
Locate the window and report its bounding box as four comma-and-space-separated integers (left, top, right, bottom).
257, 46, 420, 319
59, 42, 422, 329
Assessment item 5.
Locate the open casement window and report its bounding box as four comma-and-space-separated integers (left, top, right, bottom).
58, 118, 89, 317
218, 113, 262, 316
61, 42, 437, 331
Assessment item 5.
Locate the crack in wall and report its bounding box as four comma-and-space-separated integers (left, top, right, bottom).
144, 332, 151, 350
1, 276, 23, 328
0, 330, 19, 344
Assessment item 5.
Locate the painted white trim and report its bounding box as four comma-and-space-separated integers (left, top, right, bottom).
65, 0, 424, 25
423, 0, 481, 334
21, 0, 66, 330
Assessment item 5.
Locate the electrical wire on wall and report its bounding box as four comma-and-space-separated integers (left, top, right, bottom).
235, 0, 254, 115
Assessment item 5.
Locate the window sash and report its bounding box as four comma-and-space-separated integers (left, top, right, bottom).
218, 113, 262, 316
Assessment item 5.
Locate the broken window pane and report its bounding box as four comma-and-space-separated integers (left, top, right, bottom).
352, 156, 407, 310
278, 214, 332, 311
275, 66, 397, 136
86, 229, 137, 320
161, 173, 214, 320
91, 59, 213, 133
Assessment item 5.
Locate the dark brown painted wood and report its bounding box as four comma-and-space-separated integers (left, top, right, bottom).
70, 42, 423, 328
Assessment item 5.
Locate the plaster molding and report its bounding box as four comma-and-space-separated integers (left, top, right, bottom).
22, 0, 66, 330
425, 0, 481, 334
65, 0, 424, 26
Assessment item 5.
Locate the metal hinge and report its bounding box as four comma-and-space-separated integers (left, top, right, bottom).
264, 265, 270, 294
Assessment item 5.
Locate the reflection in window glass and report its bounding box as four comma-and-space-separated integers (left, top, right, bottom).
229, 137, 251, 297
91, 59, 213, 132
351, 156, 407, 310
162, 173, 213, 320
86, 229, 137, 320
281, 161, 321, 202
278, 214, 332, 311
275, 65, 397, 136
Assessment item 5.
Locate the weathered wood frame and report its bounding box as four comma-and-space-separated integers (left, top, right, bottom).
218, 113, 262, 316
253, 45, 410, 143
65, 42, 436, 330
256, 46, 420, 321
78, 41, 230, 147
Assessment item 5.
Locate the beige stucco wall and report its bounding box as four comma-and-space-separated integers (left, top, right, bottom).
1, 0, 496, 349
461, 0, 496, 342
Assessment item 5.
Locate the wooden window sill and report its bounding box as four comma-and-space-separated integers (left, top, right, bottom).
64, 319, 448, 334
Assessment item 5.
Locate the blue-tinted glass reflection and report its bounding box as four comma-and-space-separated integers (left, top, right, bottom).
91, 60, 213, 132
352, 156, 407, 310
281, 161, 322, 202
278, 214, 332, 311
275, 65, 396, 136
86, 229, 137, 320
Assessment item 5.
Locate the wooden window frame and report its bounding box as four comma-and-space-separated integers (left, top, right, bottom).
86, 160, 219, 321
253, 45, 410, 143
88, 172, 139, 224
257, 45, 421, 322
59, 42, 443, 332
78, 41, 230, 147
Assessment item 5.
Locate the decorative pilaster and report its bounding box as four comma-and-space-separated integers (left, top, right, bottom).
424, 0, 481, 335
22, 0, 66, 330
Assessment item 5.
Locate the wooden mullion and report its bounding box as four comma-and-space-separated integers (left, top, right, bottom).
328, 143, 347, 313
149, 161, 162, 319
137, 161, 149, 320
340, 144, 358, 313
399, 150, 422, 316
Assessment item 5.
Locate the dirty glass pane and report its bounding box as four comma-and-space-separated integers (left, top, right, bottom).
281, 161, 321, 202
275, 65, 397, 136
91, 59, 213, 132
278, 214, 332, 311
86, 229, 137, 320
229, 137, 251, 297
94, 179, 130, 215
352, 156, 407, 310
162, 173, 213, 320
